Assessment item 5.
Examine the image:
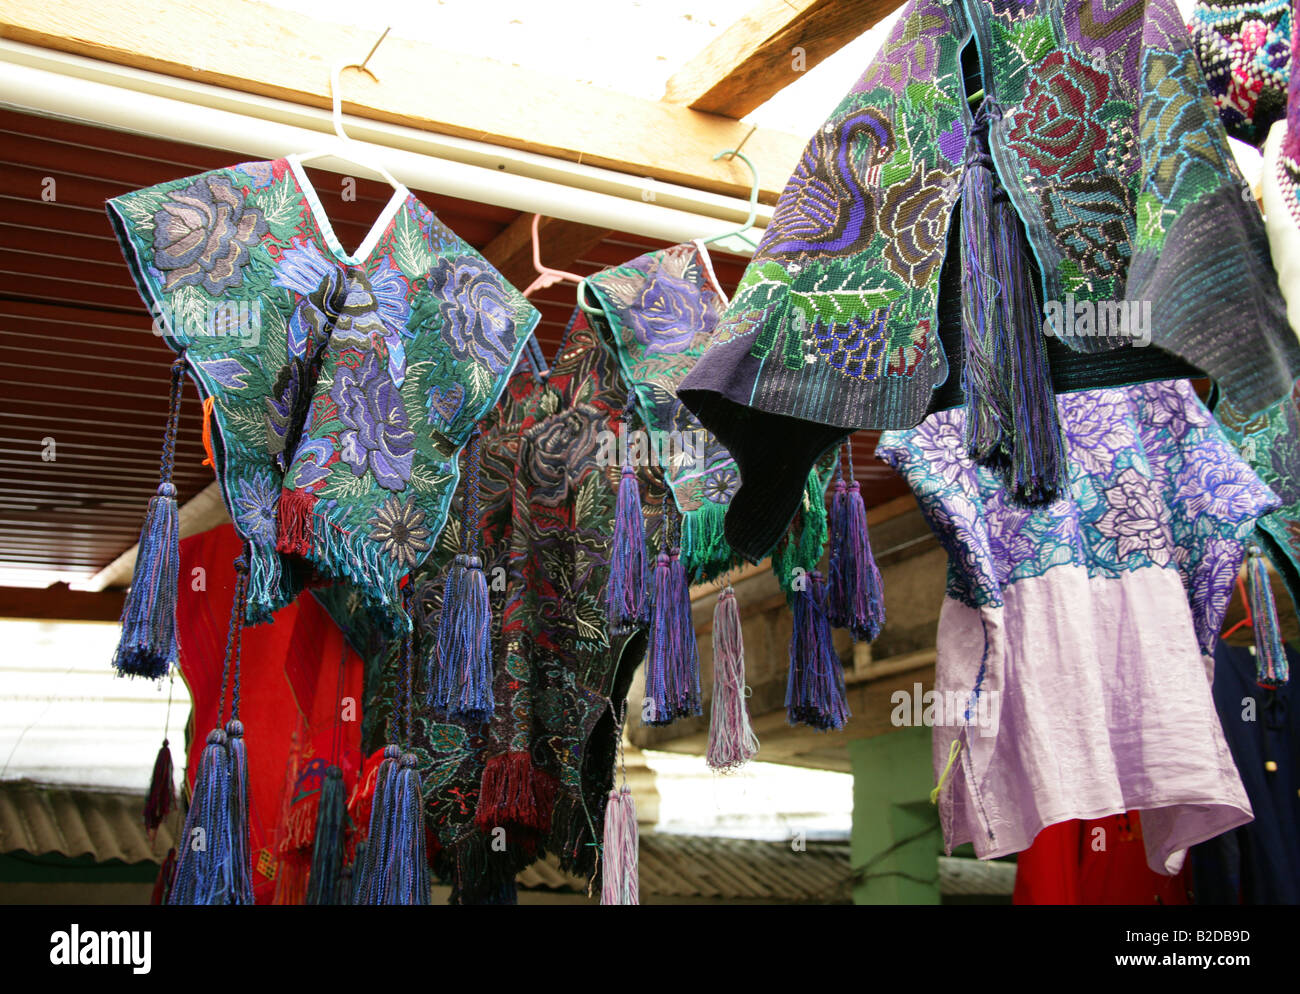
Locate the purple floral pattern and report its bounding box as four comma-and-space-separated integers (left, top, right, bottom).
878, 380, 1278, 641
332, 350, 415, 491
427, 255, 519, 374
151, 174, 267, 295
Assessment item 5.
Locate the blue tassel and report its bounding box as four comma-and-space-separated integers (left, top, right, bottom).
168, 728, 235, 905
388, 753, 430, 905
113, 357, 187, 679
1247, 546, 1289, 688
430, 428, 494, 720
430, 554, 493, 720
305, 765, 348, 904
827, 470, 885, 642
606, 463, 647, 636
224, 718, 254, 904
112, 483, 180, 678
355, 745, 400, 905
170, 554, 254, 905
355, 748, 428, 905
787, 571, 851, 730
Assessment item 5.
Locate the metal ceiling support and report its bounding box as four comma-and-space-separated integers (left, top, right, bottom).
0, 40, 768, 257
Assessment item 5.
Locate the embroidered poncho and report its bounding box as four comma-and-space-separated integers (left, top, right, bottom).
324, 312, 663, 902
877, 380, 1277, 873
680, 0, 1300, 593
107, 157, 539, 629
586, 240, 834, 573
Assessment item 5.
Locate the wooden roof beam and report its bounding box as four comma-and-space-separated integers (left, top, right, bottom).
0, 0, 806, 200
663, 0, 904, 119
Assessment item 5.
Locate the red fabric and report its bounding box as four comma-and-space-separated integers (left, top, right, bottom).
1013, 812, 1190, 905
176, 524, 365, 904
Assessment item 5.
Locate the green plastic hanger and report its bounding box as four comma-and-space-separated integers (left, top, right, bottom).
576, 147, 762, 318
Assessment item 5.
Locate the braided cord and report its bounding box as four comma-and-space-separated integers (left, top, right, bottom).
461, 429, 482, 559
218, 554, 250, 724
159, 357, 187, 491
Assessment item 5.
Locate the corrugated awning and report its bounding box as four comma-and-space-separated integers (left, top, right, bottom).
0, 779, 175, 865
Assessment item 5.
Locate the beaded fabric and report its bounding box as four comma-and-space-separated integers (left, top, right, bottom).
1190, 0, 1292, 147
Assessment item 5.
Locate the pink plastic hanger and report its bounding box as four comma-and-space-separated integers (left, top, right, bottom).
522, 214, 587, 298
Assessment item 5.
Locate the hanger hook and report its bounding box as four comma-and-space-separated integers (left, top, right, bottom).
703, 149, 760, 249
330, 26, 392, 144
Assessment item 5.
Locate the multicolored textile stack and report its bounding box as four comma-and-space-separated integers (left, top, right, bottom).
1191, 0, 1292, 146
679, 0, 1300, 614
877, 380, 1278, 874
106, 157, 539, 631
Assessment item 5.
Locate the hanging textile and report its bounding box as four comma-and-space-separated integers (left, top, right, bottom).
1191, 640, 1300, 903
678, 0, 1300, 606
1013, 813, 1190, 905
174, 523, 365, 904
106, 158, 539, 628
876, 380, 1277, 875
322, 310, 665, 903
584, 240, 830, 577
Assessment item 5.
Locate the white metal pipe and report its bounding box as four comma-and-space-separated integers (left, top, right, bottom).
0, 40, 768, 256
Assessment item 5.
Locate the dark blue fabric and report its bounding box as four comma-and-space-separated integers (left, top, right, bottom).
1192, 641, 1300, 904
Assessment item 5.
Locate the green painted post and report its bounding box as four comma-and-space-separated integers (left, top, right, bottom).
849, 725, 942, 905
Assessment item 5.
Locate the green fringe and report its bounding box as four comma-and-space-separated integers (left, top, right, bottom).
680, 500, 740, 583
774, 470, 830, 603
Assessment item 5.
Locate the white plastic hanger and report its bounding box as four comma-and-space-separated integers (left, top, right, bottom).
295, 28, 403, 191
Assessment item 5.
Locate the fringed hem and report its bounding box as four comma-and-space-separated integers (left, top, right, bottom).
435, 827, 540, 905
474, 752, 558, 833
245, 539, 289, 624
550, 789, 603, 882
680, 500, 742, 583
274, 488, 410, 635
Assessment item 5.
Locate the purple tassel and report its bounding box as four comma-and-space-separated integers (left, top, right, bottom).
356, 751, 428, 905
643, 508, 702, 726
429, 428, 494, 721
786, 570, 851, 730
112, 485, 180, 679
607, 400, 647, 635
607, 464, 647, 635
358, 603, 429, 905
144, 737, 175, 839
959, 106, 1066, 507
1247, 546, 1289, 688
826, 451, 886, 641
113, 358, 187, 679
707, 586, 758, 770
355, 745, 401, 904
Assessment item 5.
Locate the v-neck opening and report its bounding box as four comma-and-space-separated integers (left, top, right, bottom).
286, 154, 411, 267
691, 238, 731, 307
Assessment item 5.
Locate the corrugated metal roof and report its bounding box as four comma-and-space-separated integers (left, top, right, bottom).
519, 833, 853, 904
0, 780, 175, 864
